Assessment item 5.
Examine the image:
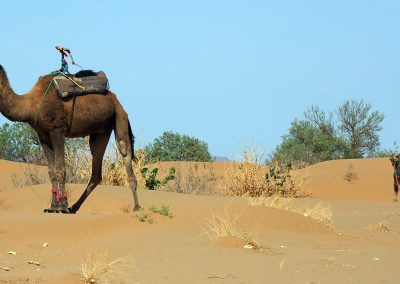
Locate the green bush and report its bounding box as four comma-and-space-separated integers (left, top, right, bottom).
140, 166, 175, 190
144, 131, 212, 162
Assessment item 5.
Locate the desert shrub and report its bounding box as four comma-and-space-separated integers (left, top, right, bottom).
344, 163, 358, 183
223, 147, 308, 198
141, 166, 175, 190
144, 131, 212, 162
162, 163, 217, 195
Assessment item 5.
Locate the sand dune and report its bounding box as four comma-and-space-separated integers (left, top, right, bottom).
0, 157, 399, 283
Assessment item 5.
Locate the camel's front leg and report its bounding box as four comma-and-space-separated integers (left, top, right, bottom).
44, 128, 69, 213
394, 174, 399, 202
39, 138, 60, 212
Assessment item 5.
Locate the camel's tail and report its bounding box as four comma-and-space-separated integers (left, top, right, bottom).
127, 119, 137, 162
111, 93, 136, 162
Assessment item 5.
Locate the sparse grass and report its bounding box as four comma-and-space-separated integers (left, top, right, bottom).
148, 205, 173, 218
162, 163, 217, 195
81, 250, 133, 284
248, 195, 334, 228
248, 194, 293, 211
223, 146, 308, 198
301, 202, 333, 228
344, 163, 358, 183
134, 212, 154, 224
202, 205, 262, 250
203, 207, 241, 239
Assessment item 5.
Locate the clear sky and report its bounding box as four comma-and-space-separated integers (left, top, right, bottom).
1, 1, 398, 159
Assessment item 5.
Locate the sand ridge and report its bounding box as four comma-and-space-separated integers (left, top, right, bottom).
0, 158, 399, 283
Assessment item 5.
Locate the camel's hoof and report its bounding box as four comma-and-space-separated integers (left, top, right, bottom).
133, 205, 142, 211
67, 207, 77, 214
44, 208, 59, 213
393, 198, 398, 203
44, 207, 70, 214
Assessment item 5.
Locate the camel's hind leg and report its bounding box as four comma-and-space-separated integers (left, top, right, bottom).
69, 130, 112, 213
111, 93, 140, 211
118, 139, 141, 211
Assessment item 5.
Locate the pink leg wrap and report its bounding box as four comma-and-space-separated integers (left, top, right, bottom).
51, 189, 67, 203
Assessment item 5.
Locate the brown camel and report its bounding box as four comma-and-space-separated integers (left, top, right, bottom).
390, 153, 400, 202
0, 65, 140, 213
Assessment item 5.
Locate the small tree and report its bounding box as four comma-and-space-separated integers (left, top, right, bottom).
144, 131, 212, 162
336, 99, 384, 158
0, 122, 42, 163
271, 120, 347, 165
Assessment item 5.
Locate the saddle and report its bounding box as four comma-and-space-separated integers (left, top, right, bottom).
53, 70, 109, 98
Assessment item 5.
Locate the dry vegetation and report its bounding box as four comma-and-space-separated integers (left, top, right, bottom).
248, 195, 334, 228
223, 147, 308, 198
202, 205, 262, 250
8, 139, 145, 188
81, 250, 134, 284
11, 165, 48, 188
161, 163, 217, 195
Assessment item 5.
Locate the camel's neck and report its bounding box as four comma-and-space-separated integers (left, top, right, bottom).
0, 65, 33, 122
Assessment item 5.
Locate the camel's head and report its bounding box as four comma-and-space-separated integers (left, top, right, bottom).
390, 153, 400, 173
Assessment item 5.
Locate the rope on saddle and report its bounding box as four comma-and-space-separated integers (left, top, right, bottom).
51, 188, 67, 203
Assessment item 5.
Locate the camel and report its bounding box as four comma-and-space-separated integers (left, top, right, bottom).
0, 65, 140, 213
390, 153, 400, 202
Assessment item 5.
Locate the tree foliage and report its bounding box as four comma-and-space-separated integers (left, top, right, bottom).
0, 122, 41, 162
0, 122, 88, 164
271, 120, 347, 165
272, 99, 385, 164
144, 131, 212, 162
336, 99, 384, 158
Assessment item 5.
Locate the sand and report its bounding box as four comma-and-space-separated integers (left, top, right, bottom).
0, 157, 399, 283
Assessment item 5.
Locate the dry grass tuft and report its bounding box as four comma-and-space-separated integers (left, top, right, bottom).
248, 195, 334, 228
344, 163, 358, 183
301, 202, 333, 228
202, 205, 262, 250
223, 146, 308, 198
81, 250, 133, 284
203, 207, 241, 239
248, 194, 293, 211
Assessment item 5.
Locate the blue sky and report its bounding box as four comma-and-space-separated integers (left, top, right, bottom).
1, 1, 399, 159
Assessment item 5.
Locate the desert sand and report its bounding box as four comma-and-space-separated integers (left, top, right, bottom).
0, 157, 399, 283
